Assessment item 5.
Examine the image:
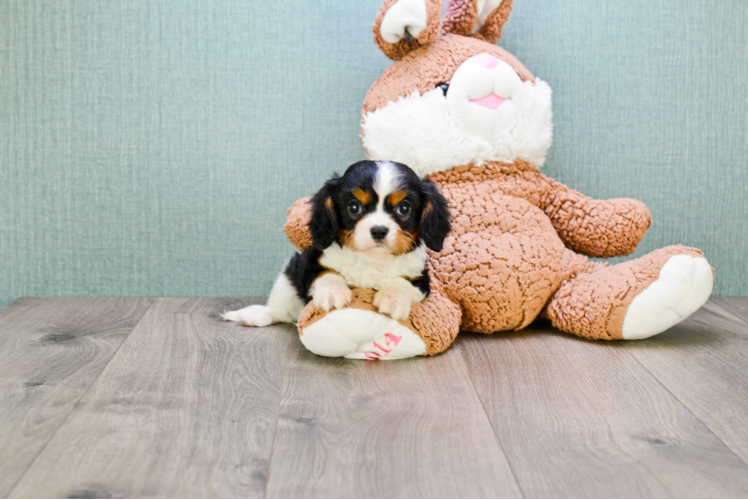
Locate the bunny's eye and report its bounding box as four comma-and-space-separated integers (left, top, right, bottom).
436, 82, 449, 96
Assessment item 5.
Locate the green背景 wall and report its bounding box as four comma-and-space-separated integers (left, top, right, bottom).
1, 0, 746, 310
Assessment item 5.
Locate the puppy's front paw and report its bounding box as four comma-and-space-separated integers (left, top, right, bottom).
312, 275, 352, 312
373, 288, 413, 321
313, 285, 352, 312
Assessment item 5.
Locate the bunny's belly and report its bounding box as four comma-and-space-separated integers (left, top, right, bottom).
430, 192, 567, 333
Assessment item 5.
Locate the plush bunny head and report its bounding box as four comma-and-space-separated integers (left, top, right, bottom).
361, 0, 553, 178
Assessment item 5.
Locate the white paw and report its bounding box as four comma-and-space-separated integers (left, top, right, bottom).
221, 304, 273, 327
312, 283, 352, 312
373, 288, 413, 320
622, 255, 713, 340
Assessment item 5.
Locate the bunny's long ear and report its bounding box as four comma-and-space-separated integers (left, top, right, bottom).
373, 0, 444, 60
441, 0, 514, 44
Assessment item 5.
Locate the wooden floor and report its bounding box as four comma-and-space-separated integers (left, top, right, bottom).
0, 298, 747, 498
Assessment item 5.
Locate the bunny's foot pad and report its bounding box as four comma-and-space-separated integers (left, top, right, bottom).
296, 288, 461, 359
622, 254, 713, 340
300, 307, 427, 360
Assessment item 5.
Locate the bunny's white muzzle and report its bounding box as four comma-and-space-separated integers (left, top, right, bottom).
361, 54, 554, 178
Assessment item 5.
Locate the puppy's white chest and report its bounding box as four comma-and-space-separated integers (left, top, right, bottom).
319, 245, 426, 290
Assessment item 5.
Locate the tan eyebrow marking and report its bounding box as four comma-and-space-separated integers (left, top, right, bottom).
387, 190, 407, 206
352, 189, 372, 205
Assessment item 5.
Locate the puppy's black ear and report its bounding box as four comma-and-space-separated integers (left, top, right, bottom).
309, 175, 342, 250
419, 179, 451, 252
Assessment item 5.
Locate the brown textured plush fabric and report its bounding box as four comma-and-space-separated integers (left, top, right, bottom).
539, 180, 652, 258
441, 0, 515, 44
283, 196, 313, 252
429, 162, 652, 258
544, 245, 707, 340
409, 288, 462, 354
441, 0, 479, 37
372, 0, 444, 61
474, 0, 514, 43
283, 160, 659, 339
363, 34, 534, 115
282, 2, 711, 353
429, 162, 567, 333
297, 288, 460, 355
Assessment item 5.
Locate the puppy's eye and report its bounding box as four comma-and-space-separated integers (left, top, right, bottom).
348, 200, 362, 216
436, 82, 449, 95
396, 201, 410, 217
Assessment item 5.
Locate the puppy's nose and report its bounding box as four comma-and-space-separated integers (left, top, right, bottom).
370, 226, 389, 241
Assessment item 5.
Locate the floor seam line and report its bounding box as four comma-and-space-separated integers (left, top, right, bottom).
710, 299, 748, 328
620, 343, 748, 471
458, 339, 528, 499
263, 327, 296, 499
4, 297, 157, 497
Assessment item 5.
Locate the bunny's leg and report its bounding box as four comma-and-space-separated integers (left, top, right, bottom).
543, 246, 713, 340
298, 289, 461, 359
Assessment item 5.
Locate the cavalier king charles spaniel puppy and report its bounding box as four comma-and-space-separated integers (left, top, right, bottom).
223, 160, 451, 326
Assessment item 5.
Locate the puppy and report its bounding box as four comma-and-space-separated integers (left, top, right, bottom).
223, 160, 451, 327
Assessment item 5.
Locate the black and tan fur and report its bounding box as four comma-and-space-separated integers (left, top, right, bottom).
285, 160, 450, 302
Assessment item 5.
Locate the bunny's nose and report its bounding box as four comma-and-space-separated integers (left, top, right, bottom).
472, 53, 499, 69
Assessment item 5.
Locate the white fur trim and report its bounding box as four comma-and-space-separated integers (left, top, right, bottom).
471, 0, 504, 33
446, 56, 524, 138
380, 0, 428, 44
319, 244, 427, 290
300, 308, 426, 360
622, 255, 713, 340
361, 67, 553, 178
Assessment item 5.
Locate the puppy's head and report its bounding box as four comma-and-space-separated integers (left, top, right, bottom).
309, 161, 451, 254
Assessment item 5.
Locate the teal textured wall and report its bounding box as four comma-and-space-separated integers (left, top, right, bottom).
1, 0, 746, 310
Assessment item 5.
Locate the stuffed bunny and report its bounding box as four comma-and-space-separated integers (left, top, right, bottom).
282, 0, 714, 360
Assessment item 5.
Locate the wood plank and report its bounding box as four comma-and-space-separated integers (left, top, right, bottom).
623, 298, 748, 465
266, 342, 522, 498
0, 297, 153, 497
10, 298, 294, 499
715, 296, 748, 324
460, 322, 748, 498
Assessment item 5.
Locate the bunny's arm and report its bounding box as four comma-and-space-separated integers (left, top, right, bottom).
536, 174, 652, 258
284, 197, 314, 251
